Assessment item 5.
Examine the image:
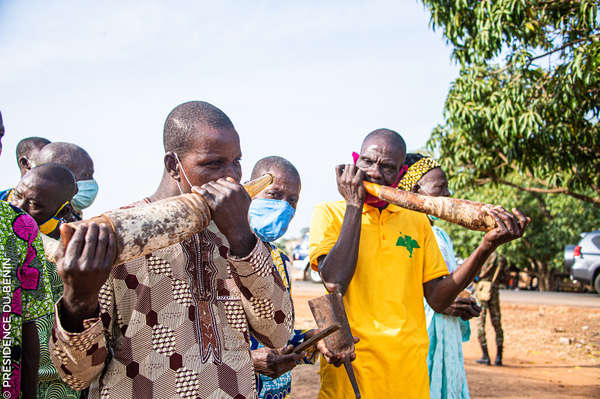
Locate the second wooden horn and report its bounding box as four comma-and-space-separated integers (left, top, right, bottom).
52, 173, 273, 265
362, 181, 496, 232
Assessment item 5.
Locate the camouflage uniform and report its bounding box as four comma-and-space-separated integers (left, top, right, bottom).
477, 253, 506, 347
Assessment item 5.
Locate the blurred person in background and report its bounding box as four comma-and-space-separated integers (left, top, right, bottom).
475, 252, 507, 366
0, 136, 51, 200
34, 142, 97, 220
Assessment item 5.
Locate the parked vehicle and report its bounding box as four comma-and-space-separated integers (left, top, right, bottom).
291, 233, 321, 283
564, 230, 600, 294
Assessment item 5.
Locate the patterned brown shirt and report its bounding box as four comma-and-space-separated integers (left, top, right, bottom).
50, 222, 294, 399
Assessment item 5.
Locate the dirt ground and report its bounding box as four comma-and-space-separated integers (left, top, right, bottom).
289, 290, 600, 399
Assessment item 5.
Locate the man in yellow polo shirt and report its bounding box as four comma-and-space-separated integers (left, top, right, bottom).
309, 129, 529, 398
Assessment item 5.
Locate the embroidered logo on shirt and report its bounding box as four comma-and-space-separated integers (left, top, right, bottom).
396, 234, 420, 258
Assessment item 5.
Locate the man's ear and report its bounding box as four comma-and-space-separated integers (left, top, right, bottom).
164, 152, 180, 181
18, 156, 31, 172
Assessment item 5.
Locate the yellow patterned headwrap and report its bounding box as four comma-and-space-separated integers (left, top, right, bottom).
397, 157, 441, 191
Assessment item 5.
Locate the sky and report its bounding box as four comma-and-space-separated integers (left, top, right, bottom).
0, 0, 458, 239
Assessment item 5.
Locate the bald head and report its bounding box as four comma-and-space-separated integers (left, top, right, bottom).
11, 163, 77, 226
16, 136, 51, 176
357, 128, 407, 186
361, 128, 406, 155
35, 142, 94, 181
27, 164, 77, 193
164, 101, 236, 156
251, 156, 300, 182
251, 156, 301, 209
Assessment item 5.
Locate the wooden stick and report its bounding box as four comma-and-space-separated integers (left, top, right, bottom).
293, 324, 340, 354
344, 359, 361, 399
363, 181, 497, 232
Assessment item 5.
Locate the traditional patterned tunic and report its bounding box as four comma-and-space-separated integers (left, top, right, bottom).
249, 246, 316, 399
0, 201, 53, 398
50, 218, 294, 399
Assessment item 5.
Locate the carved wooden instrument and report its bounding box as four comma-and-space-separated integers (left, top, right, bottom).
47, 174, 273, 265
362, 181, 497, 232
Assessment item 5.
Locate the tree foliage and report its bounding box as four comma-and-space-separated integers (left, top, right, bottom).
422, 0, 600, 204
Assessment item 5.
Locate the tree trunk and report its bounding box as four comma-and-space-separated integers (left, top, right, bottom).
536, 260, 552, 292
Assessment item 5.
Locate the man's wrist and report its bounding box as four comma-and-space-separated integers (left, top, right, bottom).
344, 202, 363, 213
62, 289, 99, 318
226, 224, 257, 258
479, 239, 497, 253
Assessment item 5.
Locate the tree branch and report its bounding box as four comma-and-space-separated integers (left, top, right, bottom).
492, 33, 600, 75
496, 179, 600, 205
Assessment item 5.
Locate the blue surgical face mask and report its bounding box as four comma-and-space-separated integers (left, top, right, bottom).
72, 179, 99, 211
249, 199, 296, 242
428, 215, 439, 222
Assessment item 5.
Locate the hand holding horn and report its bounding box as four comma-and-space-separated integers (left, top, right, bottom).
362, 181, 529, 237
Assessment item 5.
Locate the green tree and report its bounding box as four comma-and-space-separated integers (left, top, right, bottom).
422, 0, 600, 204
436, 177, 600, 291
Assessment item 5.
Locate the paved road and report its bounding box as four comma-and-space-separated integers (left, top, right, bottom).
499, 289, 600, 308
292, 278, 600, 308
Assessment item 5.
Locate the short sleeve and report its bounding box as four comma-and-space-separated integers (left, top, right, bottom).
422, 222, 450, 283
308, 203, 341, 271
21, 234, 54, 322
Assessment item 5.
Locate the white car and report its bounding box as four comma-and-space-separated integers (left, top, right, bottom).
292, 259, 322, 283
291, 233, 322, 283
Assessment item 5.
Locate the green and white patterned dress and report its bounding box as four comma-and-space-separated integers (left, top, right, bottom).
0, 201, 54, 398
36, 244, 81, 399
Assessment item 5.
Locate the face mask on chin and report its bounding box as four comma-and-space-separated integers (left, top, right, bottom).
72, 179, 99, 211
351, 152, 407, 209
248, 199, 296, 242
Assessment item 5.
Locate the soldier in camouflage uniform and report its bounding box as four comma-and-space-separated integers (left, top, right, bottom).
476, 252, 506, 366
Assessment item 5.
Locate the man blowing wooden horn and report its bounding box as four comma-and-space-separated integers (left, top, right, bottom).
49, 101, 294, 399
308, 128, 530, 399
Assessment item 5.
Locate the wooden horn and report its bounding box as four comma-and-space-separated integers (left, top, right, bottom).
47, 173, 273, 265
362, 181, 497, 232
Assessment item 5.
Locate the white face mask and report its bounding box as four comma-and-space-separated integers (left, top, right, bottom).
174, 153, 193, 194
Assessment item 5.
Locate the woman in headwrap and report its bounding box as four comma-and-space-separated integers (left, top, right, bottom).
398, 154, 480, 399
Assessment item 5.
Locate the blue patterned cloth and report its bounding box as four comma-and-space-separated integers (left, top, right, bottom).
250, 245, 316, 399
0, 188, 11, 201
424, 226, 471, 399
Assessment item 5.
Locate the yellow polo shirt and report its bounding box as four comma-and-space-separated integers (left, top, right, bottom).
309, 200, 448, 399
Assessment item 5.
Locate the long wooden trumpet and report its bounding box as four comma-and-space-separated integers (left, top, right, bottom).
46, 174, 273, 265
363, 181, 497, 232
